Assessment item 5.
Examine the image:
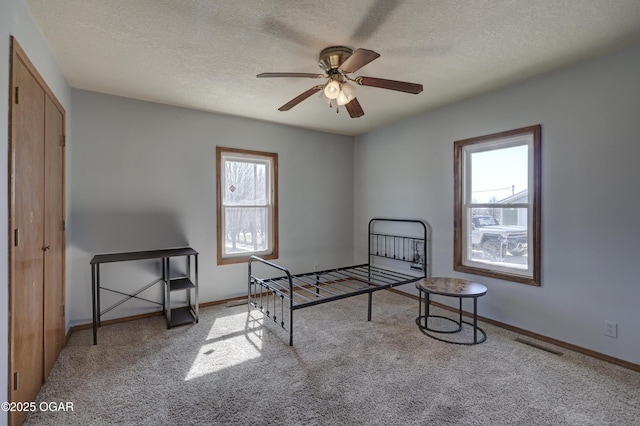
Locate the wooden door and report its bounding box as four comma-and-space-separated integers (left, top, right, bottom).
10, 45, 46, 426
43, 93, 66, 378
9, 37, 66, 426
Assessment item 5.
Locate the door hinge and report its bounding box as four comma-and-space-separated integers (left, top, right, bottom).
62, 220, 66, 232
15, 86, 20, 104
61, 305, 65, 317
60, 135, 66, 147
13, 372, 19, 391
14, 229, 19, 247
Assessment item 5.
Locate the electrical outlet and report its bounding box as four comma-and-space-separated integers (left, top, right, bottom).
604, 320, 617, 338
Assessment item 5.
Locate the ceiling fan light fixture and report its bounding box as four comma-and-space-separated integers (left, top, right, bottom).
336, 89, 350, 106
258, 46, 421, 118
341, 82, 356, 101
324, 80, 341, 99
318, 90, 332, 107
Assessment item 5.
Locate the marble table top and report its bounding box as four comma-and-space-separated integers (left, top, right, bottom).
415, 277, 487, 297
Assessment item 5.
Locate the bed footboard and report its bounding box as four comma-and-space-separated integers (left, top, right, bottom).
248, 256, 295, 345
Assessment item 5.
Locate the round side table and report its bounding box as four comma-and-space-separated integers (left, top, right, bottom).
415, 277, 487, 345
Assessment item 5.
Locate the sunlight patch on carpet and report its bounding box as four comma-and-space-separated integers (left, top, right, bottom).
184, 311, 264, 381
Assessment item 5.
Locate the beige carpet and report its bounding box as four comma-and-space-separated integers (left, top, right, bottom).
25, 290, 639, 425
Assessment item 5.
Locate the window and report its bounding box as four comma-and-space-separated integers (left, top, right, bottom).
216, 147, 278, 265
454, 125, 541, 285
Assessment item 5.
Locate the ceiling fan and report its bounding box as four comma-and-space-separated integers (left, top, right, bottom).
257, 46, 423, 118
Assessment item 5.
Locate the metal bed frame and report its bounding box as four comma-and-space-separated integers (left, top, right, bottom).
248, 218, 429, 345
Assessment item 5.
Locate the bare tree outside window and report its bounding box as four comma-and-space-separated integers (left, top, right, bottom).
216, 147, 278, 265
224, 160, 267, 252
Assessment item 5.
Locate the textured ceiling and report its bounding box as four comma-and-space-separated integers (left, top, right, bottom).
25, 0, 640, 136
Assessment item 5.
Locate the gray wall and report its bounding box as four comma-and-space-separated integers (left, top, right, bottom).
1, 1, 72, 424
354, 43, 640, 365
2, 4, 639, 420
68, 90, 354, 324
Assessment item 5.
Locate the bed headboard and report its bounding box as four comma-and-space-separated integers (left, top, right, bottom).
368, 218, 429, 277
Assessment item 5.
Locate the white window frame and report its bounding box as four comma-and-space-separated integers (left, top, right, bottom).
216, 147, 278, 265
454, 125, 541, 285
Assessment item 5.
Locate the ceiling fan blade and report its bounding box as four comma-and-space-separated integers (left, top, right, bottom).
356, 76, 423, 94
339, 49, 380, 74
258, 72, 324, 78
278, 85, 324, 111
344, 98, 365, 118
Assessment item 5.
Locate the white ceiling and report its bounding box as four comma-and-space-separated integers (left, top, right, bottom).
25, 0, 640, 136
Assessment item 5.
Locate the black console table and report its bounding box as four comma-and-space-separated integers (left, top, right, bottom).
90, 247, 199, 345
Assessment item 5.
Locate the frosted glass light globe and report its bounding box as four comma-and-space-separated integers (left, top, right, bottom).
341, 82, 356, 101
324, 80, 340, 99
318, 90, 332, 106
336, 90, 349, 106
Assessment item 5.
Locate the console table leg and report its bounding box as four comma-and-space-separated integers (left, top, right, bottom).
92, 264, 97, 345
166, 258, 172, 328
195, 254, 199, 322
162, 258, 166, 314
